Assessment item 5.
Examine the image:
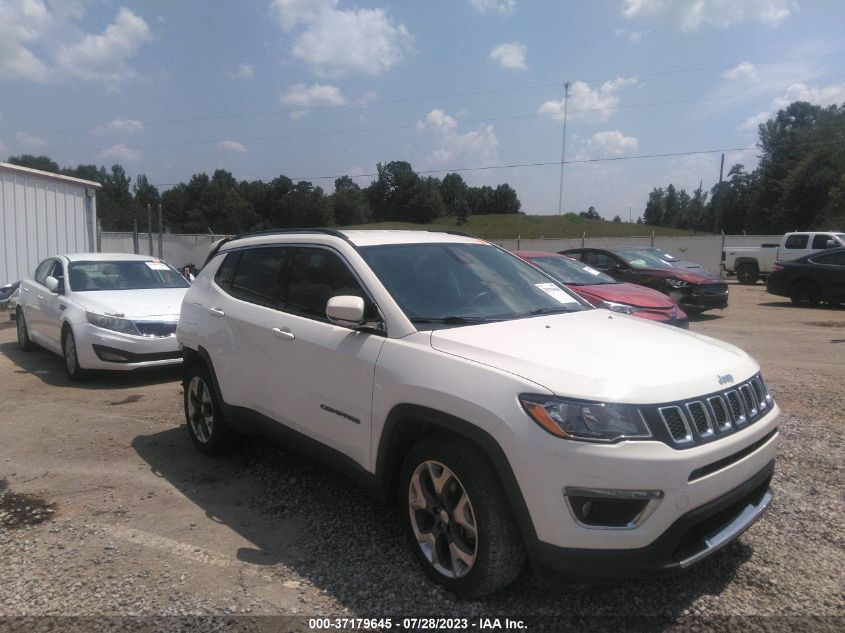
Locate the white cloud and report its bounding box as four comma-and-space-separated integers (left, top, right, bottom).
94, 118, 144, 134
587, 130, 639, 157
722, 61, 757, 81
489, 42, 527, 70
613, 27, 648, 43
281, 83, 347, 118
229, 63, 254, 79
15, 131, 47, 148
217, 140, 248, 153
418, 109, 499, 166
538, 77, 638, 123
469, 0, 516, 16
270, 0, 412, 77
740, 81, 845, 130
100, 143, 141, 162
740, 110, 771, 130
55, 7, 151, 84
0, 0, 52, 81
622, 0, 797, 30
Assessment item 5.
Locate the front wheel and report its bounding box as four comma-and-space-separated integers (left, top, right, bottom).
736, 263, 759, 285
62, 327, 88, 381
16, 308, 33, 351
399, 437, 525, 598
183, 362, 233, 455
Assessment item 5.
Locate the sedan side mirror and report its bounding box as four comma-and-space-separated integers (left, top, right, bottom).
326, 295, 366, 326
45, 275, 62, 293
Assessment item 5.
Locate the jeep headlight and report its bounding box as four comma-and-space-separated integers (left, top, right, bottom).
86, 311, 140, 335
519, 395, 651, 442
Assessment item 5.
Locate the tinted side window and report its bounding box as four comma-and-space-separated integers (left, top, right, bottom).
229, 247, 289, 307
564, 251, 585, 262
285, 248, 373, 320
811, 234, 832, 249
784, 234, 808, 249
34, 259, 55, 285
589, 252, 618, 269
214, 252, 241, 290
815, 251, 845, 266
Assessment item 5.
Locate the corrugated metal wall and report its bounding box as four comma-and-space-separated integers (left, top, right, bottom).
0, 169, 95, 285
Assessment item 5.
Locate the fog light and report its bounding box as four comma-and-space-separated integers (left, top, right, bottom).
92, 344, 130, 363
564, 487, 663, 529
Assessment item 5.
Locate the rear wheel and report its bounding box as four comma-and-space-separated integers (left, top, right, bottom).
16, 308, 33, 351
399, 437, 525, 597
62, 326, 88, 381
184, 362, 233, 455
790, 281, 821, 307
736, 263, 759, 285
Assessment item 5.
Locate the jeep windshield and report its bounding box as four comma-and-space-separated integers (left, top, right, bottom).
358, 243, 587, 327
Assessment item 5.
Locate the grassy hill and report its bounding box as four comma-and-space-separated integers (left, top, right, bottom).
344, 214, 698, 240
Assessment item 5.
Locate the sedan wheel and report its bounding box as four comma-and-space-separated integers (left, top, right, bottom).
62, 328, 87, 380
791, 281, 821, 307
16, 309, 32, 351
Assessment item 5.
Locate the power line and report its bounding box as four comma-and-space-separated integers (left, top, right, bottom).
148, 138, 845, 188
28, 51, 845, 135
43, 88, 804, 156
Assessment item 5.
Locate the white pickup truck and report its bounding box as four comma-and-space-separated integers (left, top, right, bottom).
722, 231, 845, 284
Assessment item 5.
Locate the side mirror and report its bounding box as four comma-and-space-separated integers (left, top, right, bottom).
45, 276, 61, 293
826, 239, 836, 249
326, 295, 366, 326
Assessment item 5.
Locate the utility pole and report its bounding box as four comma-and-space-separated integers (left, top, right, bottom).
147, 204, 153, 256
157, 203, 163, 259
713, 153, 725, 234
557, 81, 571, 216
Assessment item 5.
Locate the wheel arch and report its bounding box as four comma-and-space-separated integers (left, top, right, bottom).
376, 404, 537, 548
734, 257, 760, 270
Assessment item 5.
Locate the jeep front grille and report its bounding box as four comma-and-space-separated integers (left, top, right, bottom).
646, 373, 773, 448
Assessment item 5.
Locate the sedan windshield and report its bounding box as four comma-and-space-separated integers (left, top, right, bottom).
69, 260, 189, 291
526, 256, 617, 286
617, 249, 675, 269
358, 243, 587, 325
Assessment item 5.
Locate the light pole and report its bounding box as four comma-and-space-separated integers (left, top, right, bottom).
557, 81, 570, 216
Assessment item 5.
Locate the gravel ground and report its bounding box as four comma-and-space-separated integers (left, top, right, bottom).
0, 283, 843, 632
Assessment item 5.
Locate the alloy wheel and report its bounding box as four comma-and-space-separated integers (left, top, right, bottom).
17, 313, 27, 347
408, 460, 478, 579
187, 375, 214, 443
64, 332, 78, 374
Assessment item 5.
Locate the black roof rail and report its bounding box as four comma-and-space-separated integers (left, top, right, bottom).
203, 228, 355, 268
202, 236, 232, 268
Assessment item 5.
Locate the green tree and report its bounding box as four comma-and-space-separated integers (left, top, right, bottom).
332, 176, 371, 225
6, 154, 60, 173
580, 206, 601, 220
440, 173, 469, 217
491, 183, 521, 214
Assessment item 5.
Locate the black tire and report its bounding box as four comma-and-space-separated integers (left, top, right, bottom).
736, 263, 759, 285
16, 308, 33, 351
399, 436, 526, 598
790, 281, 821, 307
62, 326, 88, 381
183, 362, 233, 455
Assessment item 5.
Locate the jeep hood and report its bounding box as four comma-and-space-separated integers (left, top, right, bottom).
429, 310, 758, 404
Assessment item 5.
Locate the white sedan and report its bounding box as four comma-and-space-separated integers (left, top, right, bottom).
15, 253, 190, 379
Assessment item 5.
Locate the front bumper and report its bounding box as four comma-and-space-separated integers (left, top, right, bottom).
75, 324, 182, 371
530, 460, 773, 577
495, 401, 779, 575
676, 288, 729, 311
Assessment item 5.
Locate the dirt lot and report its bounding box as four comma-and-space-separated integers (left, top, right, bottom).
0, 282, 843, 630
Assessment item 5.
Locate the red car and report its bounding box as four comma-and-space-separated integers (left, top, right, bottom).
514, 251, 689, 328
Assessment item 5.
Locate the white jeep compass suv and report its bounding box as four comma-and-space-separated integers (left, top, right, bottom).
177, 229, 778, 597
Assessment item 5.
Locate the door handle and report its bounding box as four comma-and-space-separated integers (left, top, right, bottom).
208, 307, 225, 318
37, 294, 45, 300
22, 288, 30, 293
271, 327, 295, 340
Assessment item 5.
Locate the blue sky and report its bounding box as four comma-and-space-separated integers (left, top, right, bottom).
2, 0, 844, 220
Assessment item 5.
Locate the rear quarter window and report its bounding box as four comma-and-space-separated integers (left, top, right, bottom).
784, 234, 809, 249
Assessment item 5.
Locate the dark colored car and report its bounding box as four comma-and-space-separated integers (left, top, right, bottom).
561, 247, 728, 313
766, 247, 845, 307
514, 251, 689, 328
636, 247, 708, 276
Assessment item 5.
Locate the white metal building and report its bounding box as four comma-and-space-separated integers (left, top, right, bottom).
0, 162, 101, 285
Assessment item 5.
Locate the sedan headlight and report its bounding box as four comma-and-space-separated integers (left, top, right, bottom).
599, 300, 639, 315
665, 278, 690, 288
519, 394, 651, 442
86, 311, 140, 335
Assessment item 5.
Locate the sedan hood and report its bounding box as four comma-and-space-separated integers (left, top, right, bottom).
572, 282, 675, 309
73, 288, 187, 320
429, 310, 757, 403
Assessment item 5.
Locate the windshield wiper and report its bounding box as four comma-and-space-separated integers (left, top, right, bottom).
513, 306, 576, 318
410, 316, 496, 324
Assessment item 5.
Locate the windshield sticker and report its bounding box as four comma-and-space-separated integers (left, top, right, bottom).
145, 262, 170, 271
582, 266, 602, 276
534, 283, 580, 305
